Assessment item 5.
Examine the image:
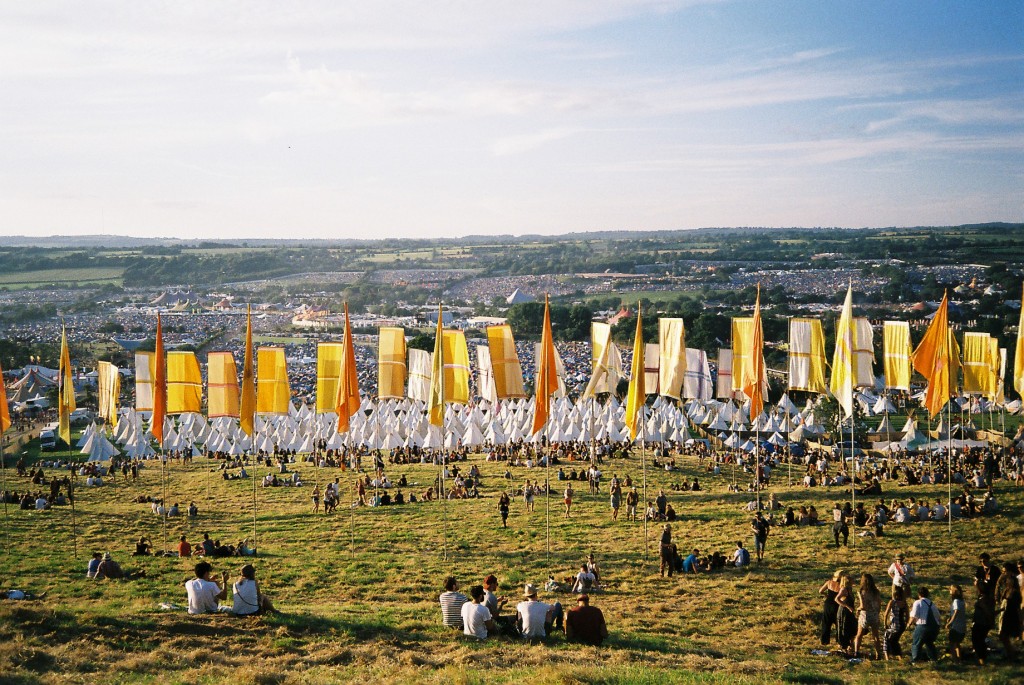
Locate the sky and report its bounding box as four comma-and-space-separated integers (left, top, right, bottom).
0, 1, 1022, 240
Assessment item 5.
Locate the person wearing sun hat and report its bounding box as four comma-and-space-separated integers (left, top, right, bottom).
887, 552, 915, 597
516, 583, 562, 639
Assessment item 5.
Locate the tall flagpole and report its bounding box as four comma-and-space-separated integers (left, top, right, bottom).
641, 403, 648, 561
849, 412, 855, 549
438, 304, 448, 562
947, 399, 953, 533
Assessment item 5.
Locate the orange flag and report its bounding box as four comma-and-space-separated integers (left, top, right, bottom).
912, 290, 952, 417
0, 361, 11, 434
531, 295, 558, 435
335, 302, 361, 433
239, 305, 256, 436
152, 313, 167, 444
742, 286, 766, 419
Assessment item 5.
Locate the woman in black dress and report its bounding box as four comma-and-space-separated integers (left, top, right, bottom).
995, 562, 1021, 659
836, 572, 857, 655
818, 569, 845, 646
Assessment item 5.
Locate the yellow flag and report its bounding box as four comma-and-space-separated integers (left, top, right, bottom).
152, 314, 166, 443
167, 351, 202, 414
830, 284, 855, 419
1015, 283, 1024, 399
531, 296, 559, 435
962, 332, 991, 395
625, 309, 646, 440
912, 291, 951, 417
486, 324, 526, 399
378, 327, 407, 400
134, 352, 156, 411
240, 305, 256, 435
986, 335, 1000, 401
58, 325, 77, 446
97, 361, 121, 429
736, 287, 765, 418
788, 317, 827, 393
0, 361, 11, 434
883, 321, 912, 391
207, 352, 239, 418
256, 347, 290, 415
441, 329, 471, 406
658, 318, 687, 400
336, 303, 361, 433
582, 321, 615, 399
316, 343, 343, 414
428, 304, 446, 427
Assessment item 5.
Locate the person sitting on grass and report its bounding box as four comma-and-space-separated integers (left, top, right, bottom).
132, 537, 152, 556
232, 564, 276, 616
682, 549, 702, 574
96, 552, 146, 580
439, 576, 469, 630
86, 551, 102, 578
185, 561, 228, 614
571, 564, 596, 594
565, 594, 608, 646
461, 585, 494, 640
178, 535, 192, 558
728, 541, 750, 568
516, 583, 562, 640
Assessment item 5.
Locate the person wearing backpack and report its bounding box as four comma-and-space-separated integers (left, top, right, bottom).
909, 586, 942, 663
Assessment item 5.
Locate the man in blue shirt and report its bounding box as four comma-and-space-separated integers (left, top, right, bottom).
682, 549, 701, 574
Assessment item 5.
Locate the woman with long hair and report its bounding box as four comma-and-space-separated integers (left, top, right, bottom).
836, 573, 857, 655
883, 585, 909, 660
995, 562, 1022, 659
854, 573, 883, 658
818, 569, 845, 647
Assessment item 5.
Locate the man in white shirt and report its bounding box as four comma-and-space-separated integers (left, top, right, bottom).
516, 584, 562, 640
887, 552, 915, 597
460, 585, 494, 640
185, 561, 227, 614
908, 587, 941, 663
572, 564, 596, 593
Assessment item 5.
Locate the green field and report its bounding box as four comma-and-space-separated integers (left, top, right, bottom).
0, 267, 125, 289
1, 431, 1021, 684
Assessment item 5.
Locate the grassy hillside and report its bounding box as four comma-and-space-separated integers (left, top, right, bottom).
1, 442, 1021, 684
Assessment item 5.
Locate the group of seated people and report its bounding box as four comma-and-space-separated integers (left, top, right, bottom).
177, 533, 255, 558
439, 574, 608, 645
262, 472, 301, 487
545, 555, 603, 594
184, 561, 276, 615
4, 490, 68, 509
86, 551, 147, 580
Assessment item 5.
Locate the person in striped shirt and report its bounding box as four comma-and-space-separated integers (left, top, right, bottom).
439, 576, 469, 629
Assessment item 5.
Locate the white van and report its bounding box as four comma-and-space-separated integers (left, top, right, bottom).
40, 429, 57, 450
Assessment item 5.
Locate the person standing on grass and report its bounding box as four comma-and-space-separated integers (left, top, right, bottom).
498, 492, 510, 528
751, 511, 769, 563
946, 584, 966, 661
439, 576, 468, 630
563, 483, 573, 518
625, 487, 639, 522
835, 573, 856, 656
882, 585, 909, 660
524, 480, 535, 513
908, 587, 941, 663
659, 524, 673, 577
971, 580, 996, 665
995, 562, 1021, 659
610, 480, 622, 520
831, 502, 849, 548
887, 552, 915, 598
853, 573, 883, 659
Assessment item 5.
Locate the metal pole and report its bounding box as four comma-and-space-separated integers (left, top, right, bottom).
1, 438, 8, 555
947, 400, 952, 534
545, 433, 550, 560
850, 412, 855, 549
641, 404, 648, 561
252, 446, 258, 554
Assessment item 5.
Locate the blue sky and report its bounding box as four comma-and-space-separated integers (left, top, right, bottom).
0, 1, 1021, 239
